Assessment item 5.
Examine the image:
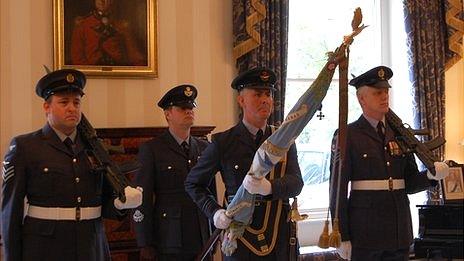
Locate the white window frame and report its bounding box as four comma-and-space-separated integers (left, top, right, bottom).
289, 0, 425, 249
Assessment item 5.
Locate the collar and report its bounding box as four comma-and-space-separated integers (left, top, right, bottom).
242, 119, 266, 136
50, 126, 77, 143
363, 113, 385, 129
168, 128, 189, 145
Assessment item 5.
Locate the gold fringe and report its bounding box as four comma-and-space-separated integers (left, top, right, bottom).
317, 220, 330, 249
288, 197, 309, 222
262, 140, 288, 158
328, 218, 341, 248
233, 0, 267, 60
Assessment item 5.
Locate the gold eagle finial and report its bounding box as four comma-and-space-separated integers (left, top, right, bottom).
351, 7, 363, 31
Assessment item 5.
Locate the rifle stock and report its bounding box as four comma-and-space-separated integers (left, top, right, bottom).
77, 114, 132, 202
385, 109, 446, 175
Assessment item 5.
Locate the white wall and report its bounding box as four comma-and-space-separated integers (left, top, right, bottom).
1, 0, 238, 159
445, 59, 464, 163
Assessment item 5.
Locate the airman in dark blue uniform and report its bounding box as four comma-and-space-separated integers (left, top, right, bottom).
1, 69, 142, 261
134, 85, 213, 261
185, 68, 304, 260
329, 66, 449, 261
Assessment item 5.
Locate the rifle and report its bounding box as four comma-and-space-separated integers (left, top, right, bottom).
385, 109, 446, 175
195, 201, 252, 261
195, 227, 221, 261
78, 113, 137, 202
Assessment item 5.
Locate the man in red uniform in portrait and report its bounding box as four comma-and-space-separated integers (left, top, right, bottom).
70, 0, 146, 66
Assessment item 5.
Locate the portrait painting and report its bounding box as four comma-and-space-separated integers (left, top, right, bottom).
53, 0, 158, 77
441, 163, 464, 202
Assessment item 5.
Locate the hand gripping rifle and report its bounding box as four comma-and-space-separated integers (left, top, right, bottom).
78, 113, 137, 202
385, 109, 446, 175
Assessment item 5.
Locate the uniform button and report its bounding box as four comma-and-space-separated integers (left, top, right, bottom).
77, 197, 82, 203
75, 177, 80, 183
167, 166, 172, 170
73, 158, 77, 163
234, 165, 239, 169
162, 213, 167, 217
43, 167, 49, 173
362, 154, 368, 158
188, 160, 192, 164
386, 161, 391, 166
384, 146, 388, 151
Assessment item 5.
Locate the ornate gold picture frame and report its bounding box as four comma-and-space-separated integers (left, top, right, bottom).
53, 0, 157, 78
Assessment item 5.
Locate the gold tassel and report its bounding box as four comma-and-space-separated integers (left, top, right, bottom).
329, 218, 341, 248
317, 220, 330, 248
288, 197, 309, 222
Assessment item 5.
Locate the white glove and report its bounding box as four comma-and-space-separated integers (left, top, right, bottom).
114, 186, 143, 210
336, 240, 352, 260
213, 209, 232, 229
242, 175, 272, 195
427, 162, 449, 180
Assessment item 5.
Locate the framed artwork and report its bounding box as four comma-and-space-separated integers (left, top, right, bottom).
441, 161, 464, 203
53, 0, 158, 78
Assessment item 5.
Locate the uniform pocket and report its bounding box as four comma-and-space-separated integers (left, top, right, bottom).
22, 217, 56, 236
223, 159, 251, 189
156, 206, 182, 249
28, 164, 63, 198
159, 163, 176, 174
22, 217, 57, 259
348, 195, 371, 244
156, 163, 177, 188
356, 149, 384, 177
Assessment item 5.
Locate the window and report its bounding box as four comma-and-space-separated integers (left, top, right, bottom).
286, 0, 426, 246
287, 0, 381, 213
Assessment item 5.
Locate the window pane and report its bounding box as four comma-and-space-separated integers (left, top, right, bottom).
288, 0, 381, 80
286, 0, 381, 212
285, 79, 363, 210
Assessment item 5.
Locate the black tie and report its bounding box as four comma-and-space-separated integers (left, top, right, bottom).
63, 137, 75, 155
255, 129, 263, 146
181, 141, 190, 156
377, 121, 385, 141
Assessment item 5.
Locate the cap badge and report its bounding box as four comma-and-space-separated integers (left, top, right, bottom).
260, 71, 270, 82
184, 86, 193, 97
378, 68, 385, 80
66, 73, 75, 83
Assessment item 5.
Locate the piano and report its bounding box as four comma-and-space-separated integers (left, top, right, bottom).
414, 204, 463, 260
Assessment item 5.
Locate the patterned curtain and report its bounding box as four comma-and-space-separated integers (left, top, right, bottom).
233, 0, 289, 125
403, 0, 446, 159
403, 0, 463, 202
